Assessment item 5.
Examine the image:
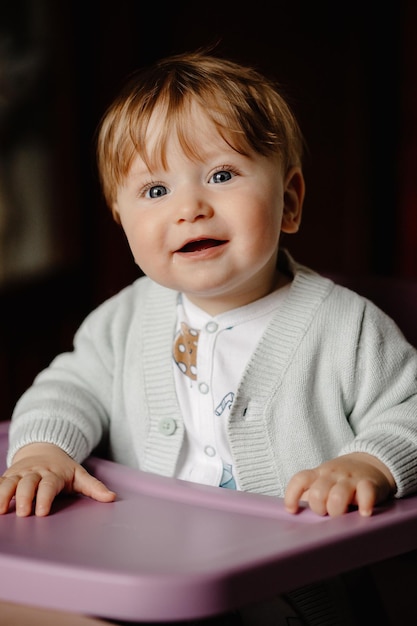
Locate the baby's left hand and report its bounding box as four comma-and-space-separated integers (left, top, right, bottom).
284, 452, 396, 517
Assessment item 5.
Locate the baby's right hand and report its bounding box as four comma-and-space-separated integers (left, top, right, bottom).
0, 443, 116, 517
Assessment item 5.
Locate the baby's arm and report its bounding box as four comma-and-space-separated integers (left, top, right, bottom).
284, 452, 396, 517
0, 443, 116, 517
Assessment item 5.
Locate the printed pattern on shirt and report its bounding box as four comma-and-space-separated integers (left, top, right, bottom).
173, 322, 199, 380
215, 391, 235, 416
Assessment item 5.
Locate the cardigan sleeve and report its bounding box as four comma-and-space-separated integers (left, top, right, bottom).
339, 297, 417, 497
6, 283, 137, 466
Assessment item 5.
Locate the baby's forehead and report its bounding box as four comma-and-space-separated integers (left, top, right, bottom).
146, 100, 222, 143
127, 133, 241, 178
139, 103, 245, 170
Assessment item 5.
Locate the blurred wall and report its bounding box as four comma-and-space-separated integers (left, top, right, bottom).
1, 0, 416, 418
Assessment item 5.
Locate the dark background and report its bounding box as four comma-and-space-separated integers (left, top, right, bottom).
1, 0, 416, 419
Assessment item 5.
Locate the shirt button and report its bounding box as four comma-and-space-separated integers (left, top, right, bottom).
158, 418, 177, 436
204, 445, 216, 457
199, 382, 209, 394
206, 321, 218, 333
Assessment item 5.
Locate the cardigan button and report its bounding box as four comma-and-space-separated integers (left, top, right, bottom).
158, 418, 177, 436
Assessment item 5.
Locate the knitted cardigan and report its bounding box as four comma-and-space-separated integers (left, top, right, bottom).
8, 252, 417, 499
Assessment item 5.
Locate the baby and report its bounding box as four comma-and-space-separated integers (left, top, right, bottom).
1, 51, 416, 530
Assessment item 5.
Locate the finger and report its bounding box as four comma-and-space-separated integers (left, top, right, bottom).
326, 481, 356, 517
0, 475, 19, 514
73, 468, 116, 503
284, 470, 316, 513
14, 473, 43, 517
33, 475, 66, 517
355, 479, 377, 517
305, 477, 336, 516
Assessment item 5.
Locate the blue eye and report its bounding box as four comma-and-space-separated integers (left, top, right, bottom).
210, 170, 233, 184
147, 184, 168, 198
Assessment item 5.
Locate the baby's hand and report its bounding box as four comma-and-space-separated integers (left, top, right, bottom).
0, 443, 116, 517
284, 452, 396, 517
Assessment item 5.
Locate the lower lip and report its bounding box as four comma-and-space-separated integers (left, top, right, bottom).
174, 241, 228, 260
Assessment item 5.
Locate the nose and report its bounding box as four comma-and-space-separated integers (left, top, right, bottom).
175, 187, 214, 223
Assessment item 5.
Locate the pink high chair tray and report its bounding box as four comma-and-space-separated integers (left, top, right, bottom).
1, 420, 417, 623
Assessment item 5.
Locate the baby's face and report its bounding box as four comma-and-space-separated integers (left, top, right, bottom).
114, 105, 302, 315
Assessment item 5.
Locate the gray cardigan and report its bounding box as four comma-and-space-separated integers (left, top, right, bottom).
8, 253, 417, 499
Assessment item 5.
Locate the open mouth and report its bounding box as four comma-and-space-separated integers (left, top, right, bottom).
178, 239, 228, 253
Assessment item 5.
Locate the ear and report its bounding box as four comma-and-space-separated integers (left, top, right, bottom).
111, 202, 122, 225
281, 167, 305, 234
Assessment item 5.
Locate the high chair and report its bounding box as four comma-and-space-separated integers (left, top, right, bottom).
0, 273, 416, 624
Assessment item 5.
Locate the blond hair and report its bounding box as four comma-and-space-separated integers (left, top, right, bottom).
96, 50, 304, 214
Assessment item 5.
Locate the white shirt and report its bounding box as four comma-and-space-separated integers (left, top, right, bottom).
173, 286, 290, 489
